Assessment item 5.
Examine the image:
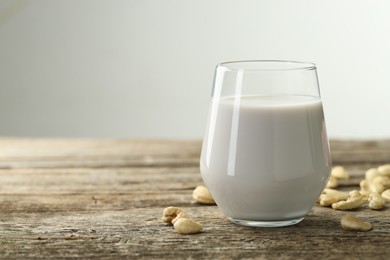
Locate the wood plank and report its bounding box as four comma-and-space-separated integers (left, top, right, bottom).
0, 139, 390, 169
330, 139, 390, 164
0, 139, 389, 259
0, 167, 201, 195
1, 166, 389, 259
0, 139, 201, 168
1, 206, 389, 259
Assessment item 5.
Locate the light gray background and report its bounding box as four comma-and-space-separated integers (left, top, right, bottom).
1, 0, 390, 139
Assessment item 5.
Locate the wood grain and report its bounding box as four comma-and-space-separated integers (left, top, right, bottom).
0, 138, 389, 259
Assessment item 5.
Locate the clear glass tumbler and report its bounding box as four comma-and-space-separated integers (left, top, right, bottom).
200, 60, 331, 227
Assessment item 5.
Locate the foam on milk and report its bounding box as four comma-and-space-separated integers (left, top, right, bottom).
200, 95, 331, 221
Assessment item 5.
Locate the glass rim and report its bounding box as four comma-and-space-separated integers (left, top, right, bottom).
217, 60, 316, 72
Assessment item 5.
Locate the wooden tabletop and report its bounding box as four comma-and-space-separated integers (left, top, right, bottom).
0, 139, 389, 259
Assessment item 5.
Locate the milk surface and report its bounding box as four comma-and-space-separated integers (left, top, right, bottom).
200, 95, 331, 221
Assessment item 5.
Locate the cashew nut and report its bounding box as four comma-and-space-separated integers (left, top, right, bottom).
173, 218, 203, 234
369, 182, 385, 194
171, 211, 189, 225
332, 190, 365, 210
377, 164, 390, 177
331, 166, 349, 179
360, 179, 370, 191
368, 193, 386, 210
349, 190, 362, 198
358, 190, 371, 202
161, 207, 203, 234
319, 188, 349, 207
326, 176, 339, 189
317, 193, 325, 203
365, 168, 380, 181
372, 176, 390, 188
381, 189, 390, 202
360, 179, 385, 194
192, 185, 215, 204
162, 206, 188, 225
341, 214, 372, 231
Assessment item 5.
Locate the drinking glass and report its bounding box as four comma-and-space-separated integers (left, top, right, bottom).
200, 60, 331, 227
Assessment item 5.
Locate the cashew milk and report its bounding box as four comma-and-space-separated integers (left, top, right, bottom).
200, 95, 331, 221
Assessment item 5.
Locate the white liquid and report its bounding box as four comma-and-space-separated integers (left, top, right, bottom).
200, 95, 331, 221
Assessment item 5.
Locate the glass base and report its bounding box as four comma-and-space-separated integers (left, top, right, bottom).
227, 217, 304, 227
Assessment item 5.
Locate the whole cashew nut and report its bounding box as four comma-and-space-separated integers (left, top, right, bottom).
368, 193, 386, 210
173, 218, 203, 234
341, 214, 372, 231
319, 189, 349, 207
331, 166, 349, 179
381, 189, 390, 202
377, 164, 390, 177
192, 185, 215, 204
162, 206, 188, 225
332, 190, 365, 210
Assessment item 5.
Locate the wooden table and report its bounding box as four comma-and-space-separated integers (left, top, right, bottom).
0, 139, 389, 259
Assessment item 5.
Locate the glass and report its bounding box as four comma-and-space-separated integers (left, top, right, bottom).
200, 60, 331, 227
